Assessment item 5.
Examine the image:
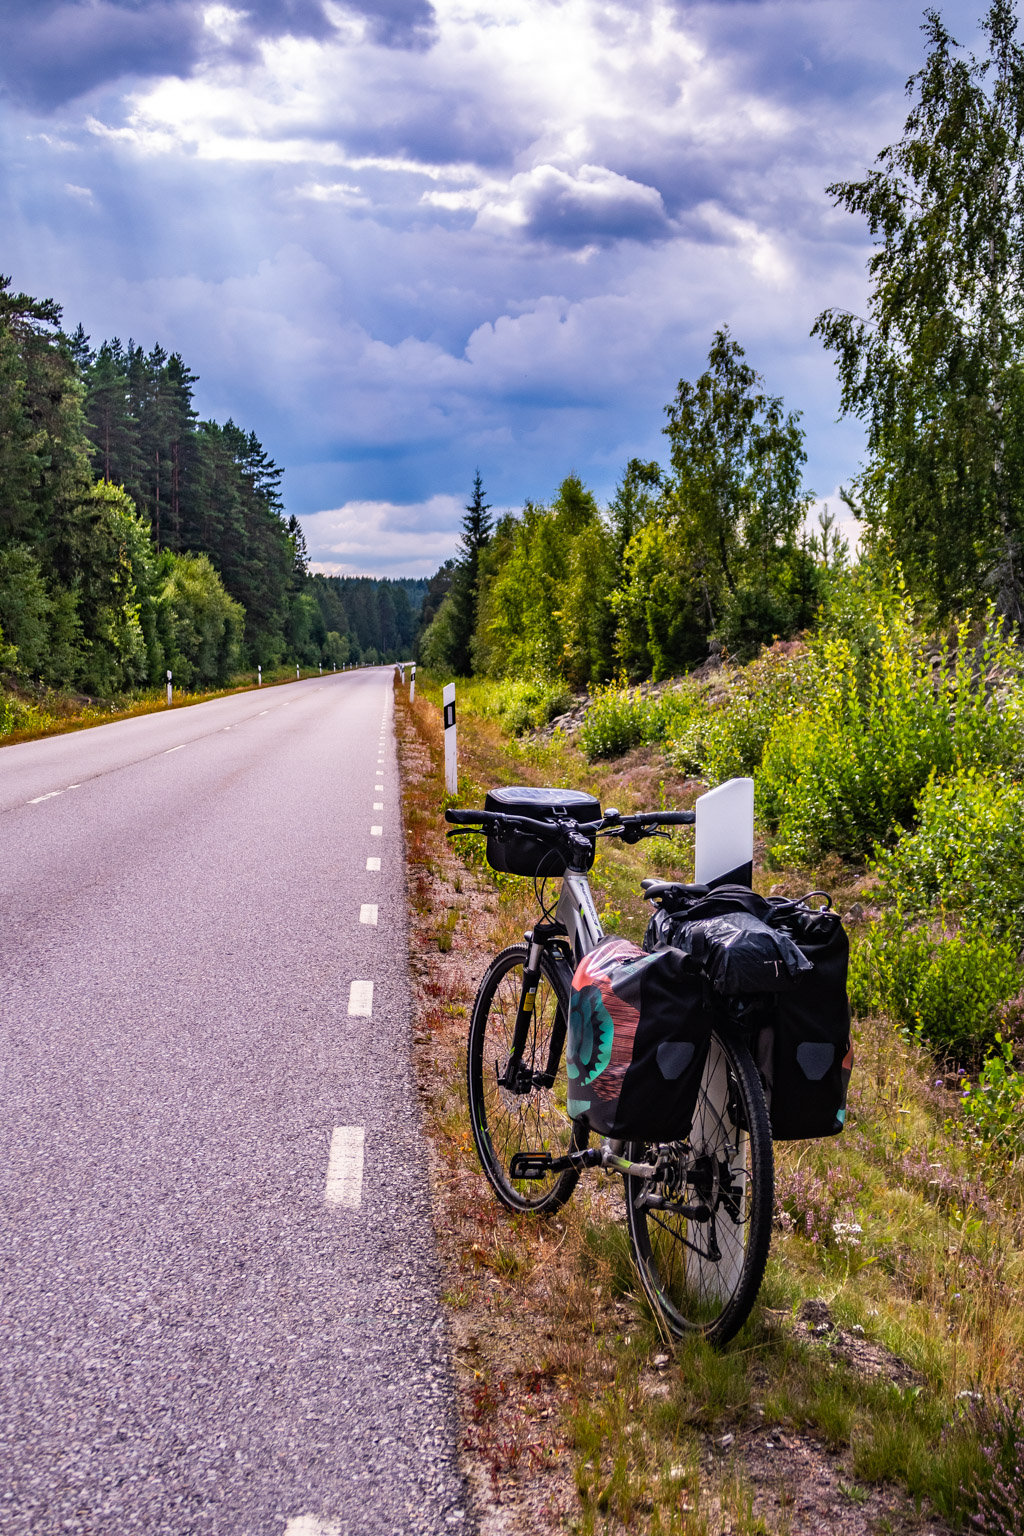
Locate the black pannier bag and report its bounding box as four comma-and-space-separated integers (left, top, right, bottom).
759, 905, 853, 1141
483, 785, 602, 875
644, 886, 853, 1141
566, 937, 713, 1140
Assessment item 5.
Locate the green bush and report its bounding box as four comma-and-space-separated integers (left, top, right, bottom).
758, 597, 1024, 866
848, 908, 1021, 1064
482, 676, 573, 735
873, 770, 1024, 941
579, 683, 705, 762
698, 646, 804, 784
957, 1035, 1024, 1156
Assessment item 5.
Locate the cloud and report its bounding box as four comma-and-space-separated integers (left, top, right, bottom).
2, 0, 986, 579
304, 494, 463, 575
0, 0, 434, 110
430, 163, 673, 248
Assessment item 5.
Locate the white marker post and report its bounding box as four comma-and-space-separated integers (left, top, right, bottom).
257, 664, 262, 687
409, 663, 416, 703
694, 778, 754, 887
296, 663, 300, 680
166, 669, 172, 707
442, 681, 457, 796
319, 662, 322, 675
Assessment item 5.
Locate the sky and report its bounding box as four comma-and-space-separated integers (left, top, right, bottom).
0, 0, 990, 576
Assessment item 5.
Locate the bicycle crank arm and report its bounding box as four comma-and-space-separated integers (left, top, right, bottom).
509, 1148, 603, 1180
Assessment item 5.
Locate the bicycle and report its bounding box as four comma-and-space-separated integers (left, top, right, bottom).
445, 791, 774, 1346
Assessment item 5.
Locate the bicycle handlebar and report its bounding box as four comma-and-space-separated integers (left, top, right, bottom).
443, 806, 695, 841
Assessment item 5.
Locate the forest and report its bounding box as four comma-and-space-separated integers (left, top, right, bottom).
0, 298, 424, 711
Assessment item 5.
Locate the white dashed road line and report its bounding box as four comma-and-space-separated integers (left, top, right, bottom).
324, 1126, 365, 1209
373, 802, 383, 810
285, 1514, 343, 1535
374, 784, 383, 791
347, 980, 374, 1017
366, 857, 380, 871
370, 825, 382, 837
164, 744, 185, 754
359, 904, 378, 926
27, 791, 62, 804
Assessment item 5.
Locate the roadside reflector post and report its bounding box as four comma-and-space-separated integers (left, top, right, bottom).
694, 778, 754, 888
296, 663, 300, 680
410, 663, 416, 703
319, 662, 322, 675
442, 681, 457, 796
166, 669, 172, 707
257, 664, 262, 687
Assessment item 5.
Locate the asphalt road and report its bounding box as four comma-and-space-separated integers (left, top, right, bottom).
0, 671, 468, 1536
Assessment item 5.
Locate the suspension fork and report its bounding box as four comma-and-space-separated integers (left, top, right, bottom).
496, 922, 567, 1090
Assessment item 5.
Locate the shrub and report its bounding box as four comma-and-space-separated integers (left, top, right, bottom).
758, 597, 1024, 866
874, 770, 1024, 942
963, 1392, 1024, 1536
957, 1036, 1024, 1158
848, 909, 1021, 1065
698, 645, 804, 784
579, 683, 705, 762
482, 676, 573, 735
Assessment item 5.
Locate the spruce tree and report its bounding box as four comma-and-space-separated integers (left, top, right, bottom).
447, 471, 493, 674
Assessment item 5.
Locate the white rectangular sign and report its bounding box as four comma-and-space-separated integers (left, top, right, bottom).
694, 777, 754, 887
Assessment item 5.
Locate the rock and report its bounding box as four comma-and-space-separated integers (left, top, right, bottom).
844, 902, 865, 924
798, 1298, 834, 1332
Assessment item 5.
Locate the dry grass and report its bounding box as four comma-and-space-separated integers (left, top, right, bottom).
0, 664, 335, 747
395, 673, 1024, 1536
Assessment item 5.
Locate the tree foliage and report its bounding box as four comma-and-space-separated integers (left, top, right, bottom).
815, 1, 1024, 619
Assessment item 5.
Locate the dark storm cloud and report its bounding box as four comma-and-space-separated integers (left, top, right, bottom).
513, 166, 673, 248
0, 0, 435, 111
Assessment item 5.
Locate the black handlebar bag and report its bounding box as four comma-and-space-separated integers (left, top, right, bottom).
566, 937, 713, 1141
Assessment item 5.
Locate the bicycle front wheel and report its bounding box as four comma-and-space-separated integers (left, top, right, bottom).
624, 1029, 773, 1345
467, 944, 586, 1214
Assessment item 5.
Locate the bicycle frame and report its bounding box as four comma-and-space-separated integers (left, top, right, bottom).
554, 869, 604, 962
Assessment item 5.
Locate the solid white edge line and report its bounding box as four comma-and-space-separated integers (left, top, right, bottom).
359, 904, 379, 926
348, 979, 374, 1016
366, 857, 381, 871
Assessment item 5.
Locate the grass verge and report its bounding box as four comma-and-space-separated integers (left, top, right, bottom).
395, 672, 1023, 1536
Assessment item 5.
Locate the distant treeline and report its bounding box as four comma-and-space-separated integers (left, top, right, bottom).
0, 277, 424, 696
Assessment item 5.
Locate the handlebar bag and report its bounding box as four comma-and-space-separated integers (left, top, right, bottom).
756, 907, 853, 1141
482, 785, 601, 875
566, 937, 713, 1141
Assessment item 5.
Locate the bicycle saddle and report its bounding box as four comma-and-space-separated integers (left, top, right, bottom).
641, 880, 710, 901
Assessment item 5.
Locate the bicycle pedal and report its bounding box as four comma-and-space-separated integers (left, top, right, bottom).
510, 1152, 555, 1180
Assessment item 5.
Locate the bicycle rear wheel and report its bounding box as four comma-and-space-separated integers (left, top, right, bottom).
624, 1029, 773, 1345
467, 944, 586, 1214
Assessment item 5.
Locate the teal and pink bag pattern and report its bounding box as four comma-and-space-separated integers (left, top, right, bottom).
566, 937, 714, 1140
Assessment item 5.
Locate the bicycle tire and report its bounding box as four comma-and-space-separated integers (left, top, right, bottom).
624, 1028, 773, 1345
467, 944, 587, 1214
